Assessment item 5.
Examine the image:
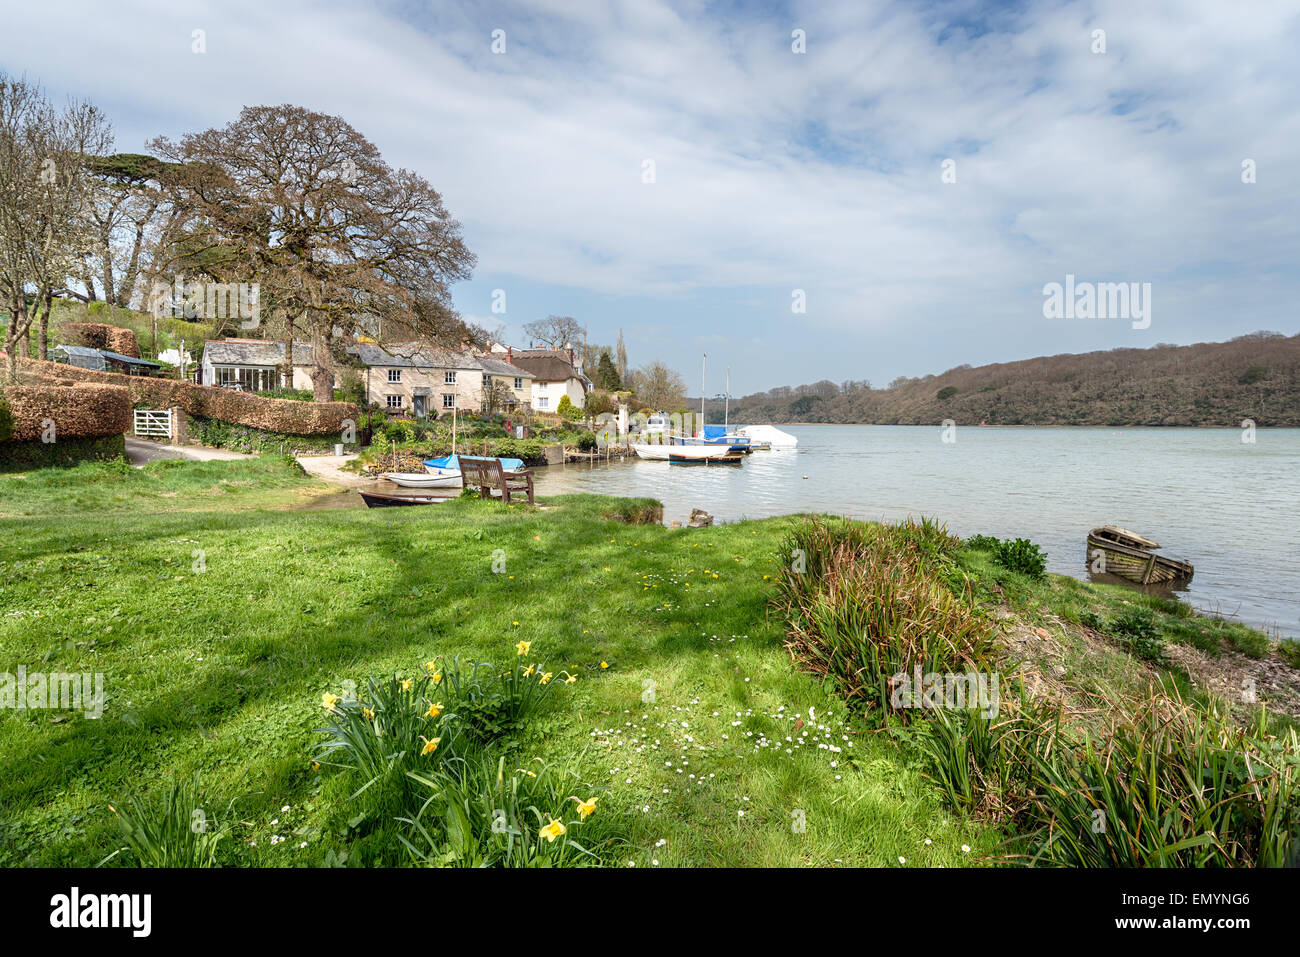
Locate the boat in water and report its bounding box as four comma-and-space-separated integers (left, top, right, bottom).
735, 424, 797, 448
632, 443, 745, 463
700, 425, 753, 451
1086, 525, 1194, 585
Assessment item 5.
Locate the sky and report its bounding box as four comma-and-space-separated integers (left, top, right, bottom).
2, 0, 1297, 395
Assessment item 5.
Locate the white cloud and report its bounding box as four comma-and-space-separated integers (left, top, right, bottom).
2, 0, 1296, 390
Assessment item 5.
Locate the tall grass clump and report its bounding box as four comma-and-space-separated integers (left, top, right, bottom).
1011, 689, 1300, 867
772, 517, 998, 722
102, 774, 234, 867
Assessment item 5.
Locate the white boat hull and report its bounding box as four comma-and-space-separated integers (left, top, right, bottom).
633, 444, 743, 461
383, 470, 462, 488
736, 425, 797, 448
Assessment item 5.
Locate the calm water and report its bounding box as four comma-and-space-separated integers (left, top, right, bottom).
533, 426, 1300, 638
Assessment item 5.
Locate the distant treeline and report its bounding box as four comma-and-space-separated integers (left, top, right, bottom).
706, 332, 1300, 427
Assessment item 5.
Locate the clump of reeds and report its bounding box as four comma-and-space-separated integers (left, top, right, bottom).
771, 517, 997, 720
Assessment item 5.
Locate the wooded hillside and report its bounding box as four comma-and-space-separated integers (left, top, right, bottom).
714, 333, 1300, 427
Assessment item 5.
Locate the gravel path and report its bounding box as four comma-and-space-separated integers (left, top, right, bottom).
124, 436, 256, 466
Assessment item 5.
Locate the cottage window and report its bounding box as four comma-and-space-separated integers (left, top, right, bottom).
386, 395, 403, 410
537, 396, 549, 409
514, 377, 523, 389
387, 369, 401, 383
442, 393, 455, 409
444, 371, 457, 384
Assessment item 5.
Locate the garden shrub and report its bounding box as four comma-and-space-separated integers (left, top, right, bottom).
964, 533, 1001, 552
188, 415, 350, 454
993, 537, 1047, 579
0, 434, 126, 472
1108, 608, 1166, 662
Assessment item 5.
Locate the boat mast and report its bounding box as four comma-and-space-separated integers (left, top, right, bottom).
700, 353, 707, 438
725, 366, 730, 430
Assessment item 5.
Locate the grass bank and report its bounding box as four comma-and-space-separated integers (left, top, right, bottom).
0, 460, 989, 867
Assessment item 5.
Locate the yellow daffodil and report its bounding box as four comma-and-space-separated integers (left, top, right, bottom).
311, 761, 320, 771
400, 679, 412, 691
424, 660, 439, 674
362, 706, 375, 722
516, 640, 531, 656
516, 768, 537, 778
539, 672, 553, 684
524, 664, 536, 677
425, 701, 443, 719
420, 736, 442, 756
321, 692, 341, 710
539, 819, 566, 843
572, 796, 598, 820
563, 673, 577, 685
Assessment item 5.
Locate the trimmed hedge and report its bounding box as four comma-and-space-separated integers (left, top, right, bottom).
17, 357, 359, 437
187, 415, 355, 455
61, 322, 140, 357
1, 384, 132, 442
0, 433, 125, 472
0, 393, 12, 443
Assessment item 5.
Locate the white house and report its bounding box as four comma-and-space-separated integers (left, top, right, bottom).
508, 348, 592, 412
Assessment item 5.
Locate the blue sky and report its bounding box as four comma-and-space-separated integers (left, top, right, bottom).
2, 0, 1297, 395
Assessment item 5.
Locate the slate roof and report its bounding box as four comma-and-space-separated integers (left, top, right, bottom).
354, 343, 481, 370
202, 339, 316, 366
476, 356, 534, 378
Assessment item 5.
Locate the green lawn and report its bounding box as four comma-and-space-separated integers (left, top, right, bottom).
0, 460, 992, 867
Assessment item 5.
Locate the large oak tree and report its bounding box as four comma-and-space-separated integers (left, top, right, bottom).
151, 105, 479, 400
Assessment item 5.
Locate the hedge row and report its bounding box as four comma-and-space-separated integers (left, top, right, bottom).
17, 358, 359, 437
187, 415, 356, 455
0, 433, 125, 472
61, 322, 140, 357
1, 383, 132, 442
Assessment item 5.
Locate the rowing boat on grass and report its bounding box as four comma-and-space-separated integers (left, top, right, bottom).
383, 471, 461, 488
359, 490, 447, 508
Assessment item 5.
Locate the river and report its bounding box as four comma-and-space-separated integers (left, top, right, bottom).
531, 425, 1300, 638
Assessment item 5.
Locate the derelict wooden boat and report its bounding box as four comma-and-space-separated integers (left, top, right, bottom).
1086, 525, 1193, 584
359, 490, 446, 508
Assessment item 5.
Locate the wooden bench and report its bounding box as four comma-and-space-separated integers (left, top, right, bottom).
459, 456, 535, 506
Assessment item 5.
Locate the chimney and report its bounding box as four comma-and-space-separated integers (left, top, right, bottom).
507, 346, 512, 360
567, 347, 574, 367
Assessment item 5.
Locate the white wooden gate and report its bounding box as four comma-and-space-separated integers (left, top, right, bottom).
134, 409, 171, 439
